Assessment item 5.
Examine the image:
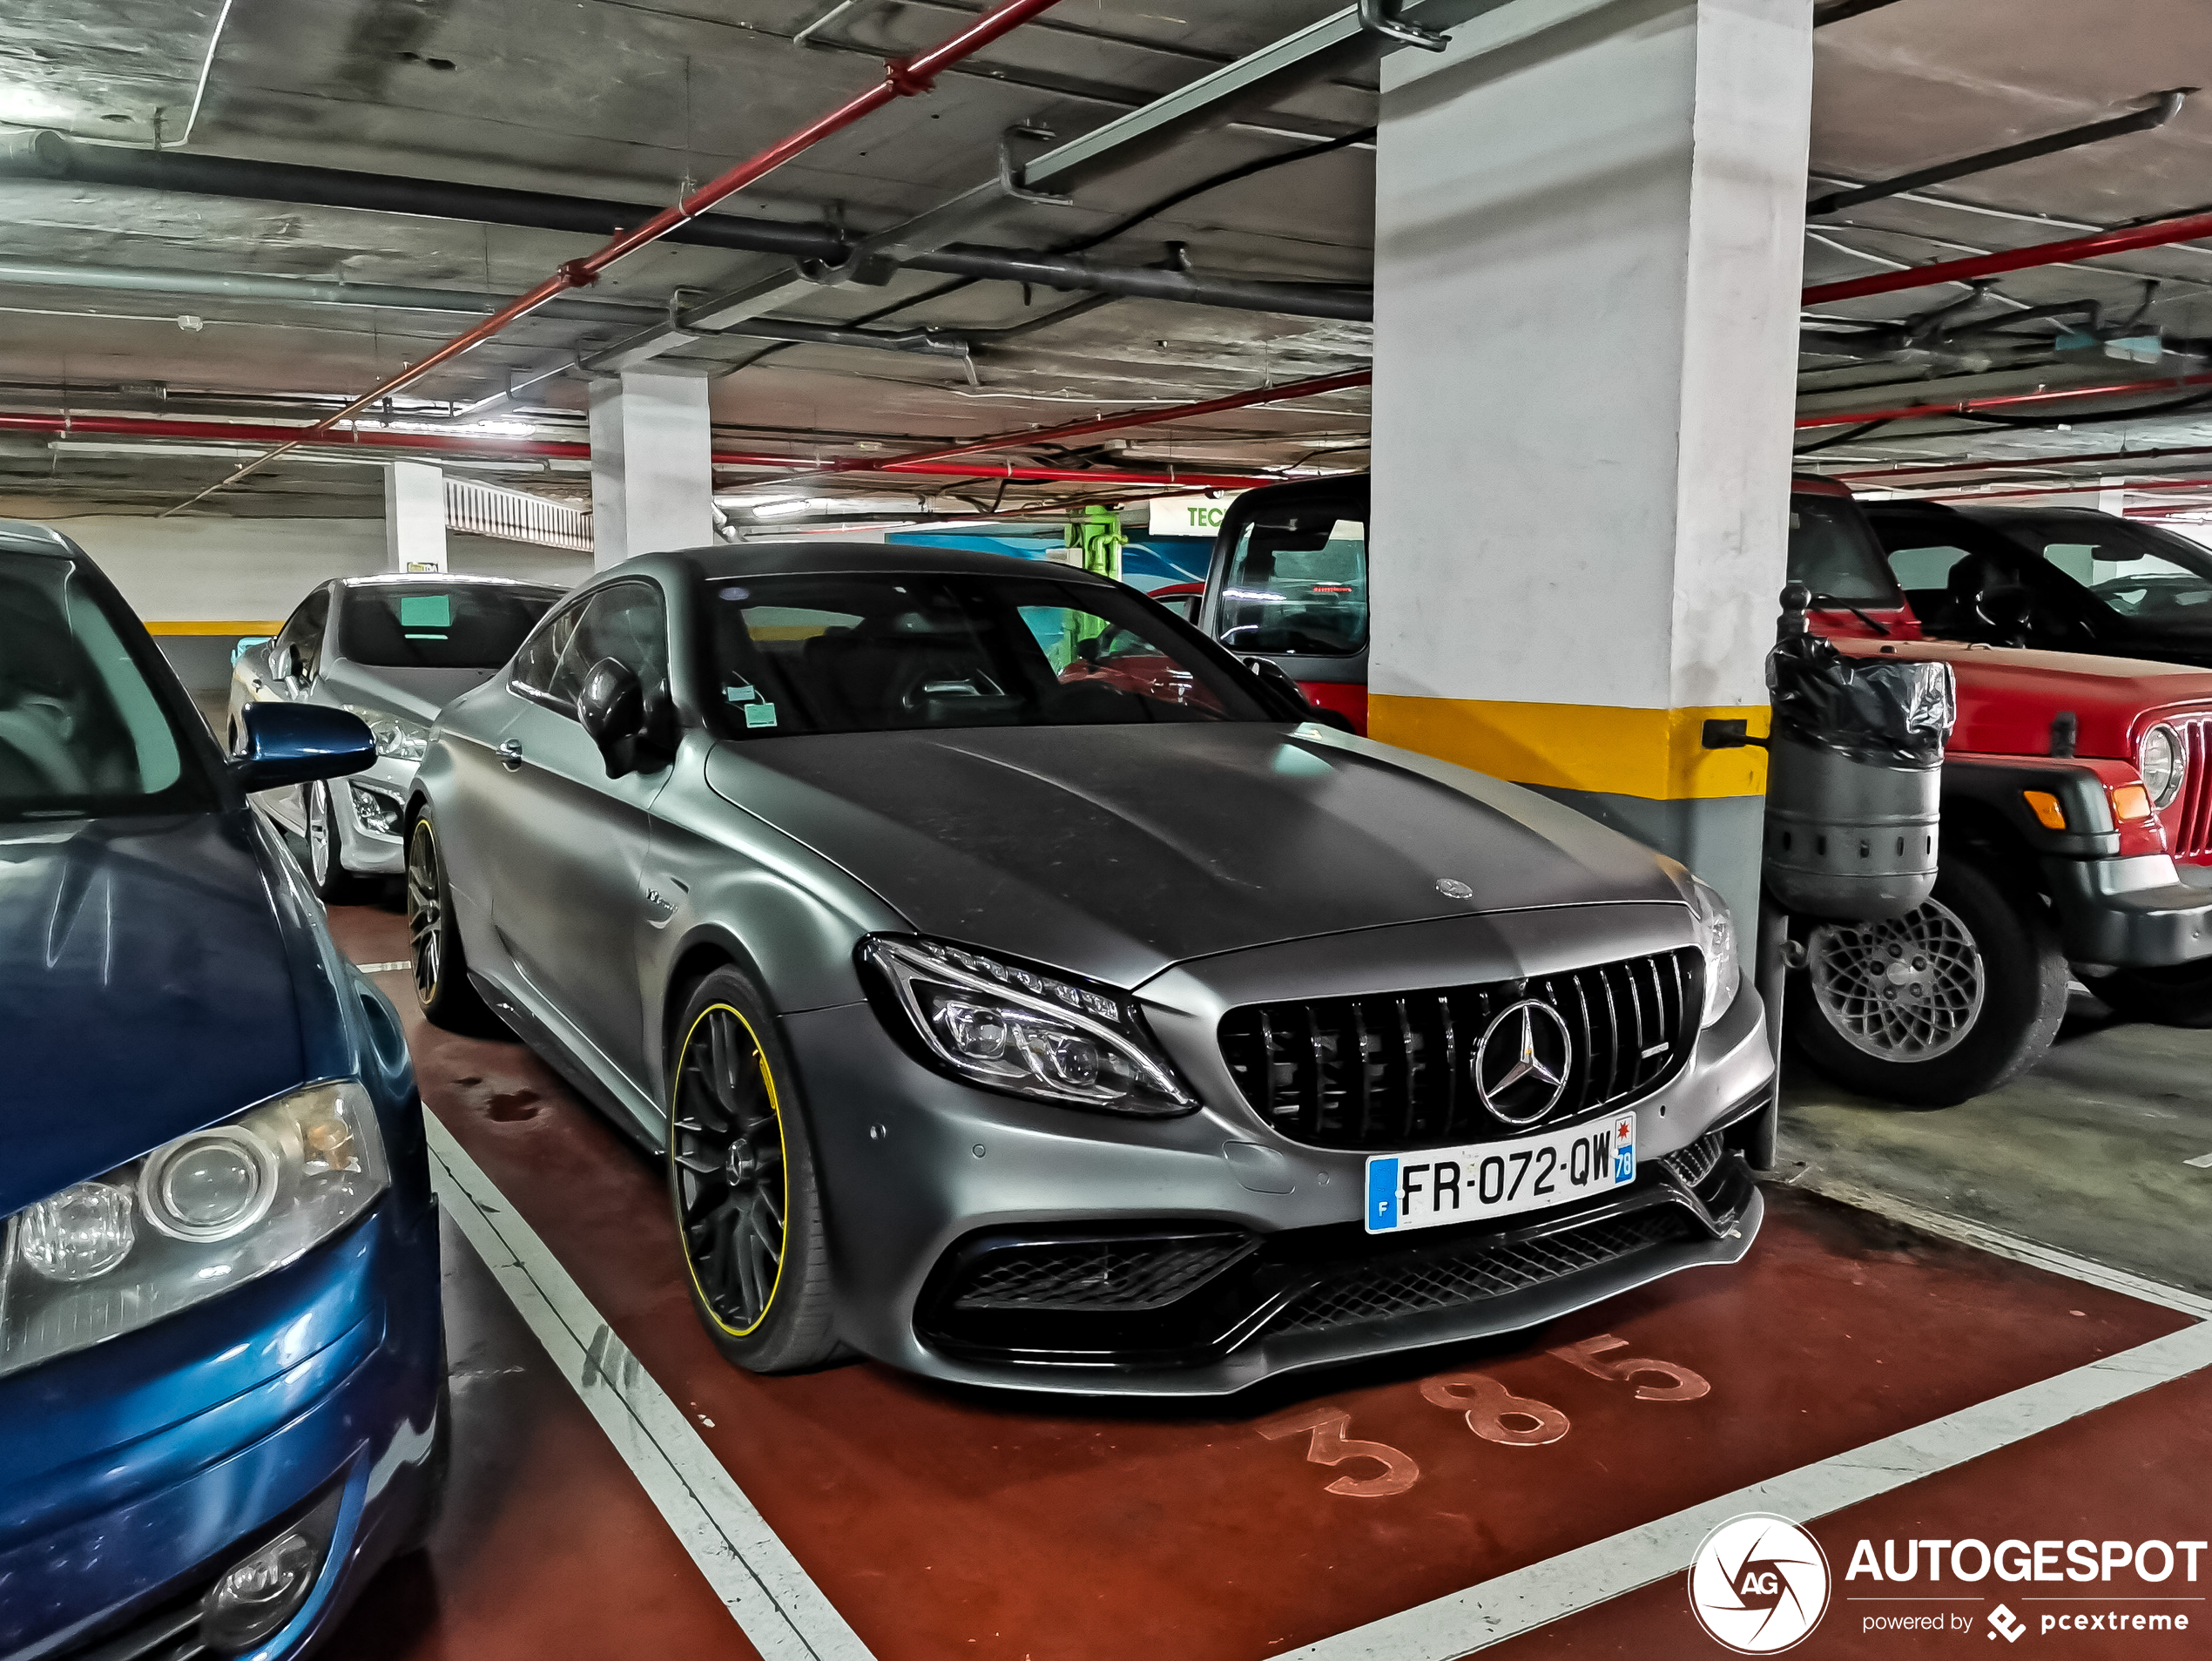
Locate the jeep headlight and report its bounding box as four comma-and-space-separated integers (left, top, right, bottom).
0, 1082, 388, 1378
2141, 723, 2185, 811
1688, 876, 1738, 1028
342, 705, 429, 763
862, 936, 1195, 1116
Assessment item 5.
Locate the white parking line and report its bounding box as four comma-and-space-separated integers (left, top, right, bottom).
357, 960, 413, 975
425, 1118, 2211, 1661
422, 1112, 877, 1661
2186, 1151, 2212, 1170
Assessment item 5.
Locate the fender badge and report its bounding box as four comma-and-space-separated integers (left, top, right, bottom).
1434, 877, 1474, 900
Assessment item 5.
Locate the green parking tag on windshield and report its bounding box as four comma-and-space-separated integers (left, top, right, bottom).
744, 701, 778, 729
399, 595, 452, 628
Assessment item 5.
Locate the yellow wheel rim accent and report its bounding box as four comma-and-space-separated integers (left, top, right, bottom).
671, 1003, 790, 1338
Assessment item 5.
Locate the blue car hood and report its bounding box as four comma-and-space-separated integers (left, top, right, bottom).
0, 813, 315, 1215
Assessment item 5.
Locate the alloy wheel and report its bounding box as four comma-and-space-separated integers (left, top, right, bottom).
1808, 899, 1986, 1061
671, 1007, 787, 1335
406, 823, 442, 1006
307, 782, 332, 885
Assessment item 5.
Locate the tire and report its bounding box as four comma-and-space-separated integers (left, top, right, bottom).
666, 969, 840, 1374
303, 779, 371, 904
405, 812, 496, 1033
2088, 960, 2212, 1029
1788, 856, 2067, 1107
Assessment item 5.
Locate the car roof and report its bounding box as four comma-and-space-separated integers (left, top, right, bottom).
335, 572, 565, 592
1791, 474, 1855, 499
675, 540, 1122, 585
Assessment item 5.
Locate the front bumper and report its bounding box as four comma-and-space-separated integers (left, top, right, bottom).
0, 1202, 442, 1661
786, 929, 1774, 1396
2047, 854, 2212, 967
331, 757, 416, 877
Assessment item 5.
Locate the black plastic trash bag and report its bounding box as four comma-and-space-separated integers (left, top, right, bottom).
1766, 631, 1955, 767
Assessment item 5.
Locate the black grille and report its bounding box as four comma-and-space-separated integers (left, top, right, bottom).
949, 1232, 1257, 1313
1277, 1208, 1694, 1335
1217, 949, 1703, 1150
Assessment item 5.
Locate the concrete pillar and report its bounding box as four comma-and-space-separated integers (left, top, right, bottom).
589, 366, 715, 570
1367, 0, 1811, 926
384, 461, 448, 573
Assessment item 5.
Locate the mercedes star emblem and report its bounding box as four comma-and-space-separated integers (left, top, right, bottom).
1472, 999, 1574, 1124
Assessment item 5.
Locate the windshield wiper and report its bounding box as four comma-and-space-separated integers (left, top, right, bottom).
1811, 593, 1892, 635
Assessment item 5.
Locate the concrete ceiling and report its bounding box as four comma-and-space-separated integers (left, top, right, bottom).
1, 0, 2209, 520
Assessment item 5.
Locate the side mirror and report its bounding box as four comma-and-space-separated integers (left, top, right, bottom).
1240, 655, 1357, 733
577, 657, 671, 778
274, 642, 305, 683
232, 702, 374, 793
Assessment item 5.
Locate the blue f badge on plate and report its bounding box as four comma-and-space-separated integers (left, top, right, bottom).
1368, 1157, 1399, 1231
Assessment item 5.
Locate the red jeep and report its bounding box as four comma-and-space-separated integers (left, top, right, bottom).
1200, 473, 2212, 1104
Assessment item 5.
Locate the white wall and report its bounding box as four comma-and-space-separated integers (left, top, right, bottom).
0, 509, 589, 623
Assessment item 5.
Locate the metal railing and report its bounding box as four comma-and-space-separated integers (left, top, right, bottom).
443, 476, 590, 552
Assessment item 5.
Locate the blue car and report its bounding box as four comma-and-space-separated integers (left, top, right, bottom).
0, 523, 444, 1658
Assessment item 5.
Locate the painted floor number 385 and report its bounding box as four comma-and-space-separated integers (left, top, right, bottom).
1258, 1335, 1710, 1499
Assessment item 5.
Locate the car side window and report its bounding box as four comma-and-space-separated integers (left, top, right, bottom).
509, 598, 587, 706
512, 582, 667, 719
273, 587, 331, 683
1885, 544, 1970, 591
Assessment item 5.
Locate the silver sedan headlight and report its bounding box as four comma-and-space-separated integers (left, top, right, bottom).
0, 1082, 388, 1378
862, 936, 1195, 1116
2141, 723, 2185, 810
343, 705, 430, 763
1688, 876, 1739, 1029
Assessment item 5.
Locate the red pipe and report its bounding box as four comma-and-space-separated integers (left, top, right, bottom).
797, 369, 1372, 478
1803, 209, 2212, 307
170, 0, 1065, 507
1914, 473, 2212, 503
1795, 369, 2212, 429
6, 410, 1274, 490
1834, 442, 2212, 483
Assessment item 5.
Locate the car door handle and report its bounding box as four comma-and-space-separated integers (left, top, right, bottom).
497, 739, 524, 772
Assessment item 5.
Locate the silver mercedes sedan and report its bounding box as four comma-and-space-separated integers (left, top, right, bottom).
230, 574, 563, 900
405, 544, 1774, 1395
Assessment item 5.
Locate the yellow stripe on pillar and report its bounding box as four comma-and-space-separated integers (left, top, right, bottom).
1367, 696, 1770, 800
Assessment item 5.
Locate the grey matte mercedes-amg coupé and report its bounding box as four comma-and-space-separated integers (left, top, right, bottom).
405, 543, 1774, 1394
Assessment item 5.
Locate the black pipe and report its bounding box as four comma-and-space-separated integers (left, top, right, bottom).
1807, 90, 2193, 219
0, 132, 1372, 322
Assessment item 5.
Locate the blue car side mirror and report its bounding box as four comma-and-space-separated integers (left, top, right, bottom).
232, 702, 376, 792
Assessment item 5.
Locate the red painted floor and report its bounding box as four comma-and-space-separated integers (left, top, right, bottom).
323, 901, 2207, 1661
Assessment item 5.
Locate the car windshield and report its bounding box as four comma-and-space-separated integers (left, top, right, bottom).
337, 584, 557, 669
1217, 507, 1367, 657
1788, 493, 1903, 607
0, 551, 214, 822
702, 571, 1271, 736
1975, 513, 2212, 623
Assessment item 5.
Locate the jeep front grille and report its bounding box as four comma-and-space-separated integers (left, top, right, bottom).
2168, 717, 2212, 860
1216, 949, 1703, 1151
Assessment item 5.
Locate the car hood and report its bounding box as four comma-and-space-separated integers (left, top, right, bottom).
704, 723, 1687, 986
0, 812, 317, 1215
324, 661, 500, 726
1838, 638, 2212, 754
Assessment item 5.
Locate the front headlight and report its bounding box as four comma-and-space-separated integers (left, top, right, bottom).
2141, 723, 2185, 810
861, 936, 1196, 1116
0, 1081, 388, 1378
1688, 876, 1738, 1028
342, 705, 429, 763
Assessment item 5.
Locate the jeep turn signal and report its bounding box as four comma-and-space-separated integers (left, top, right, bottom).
2109, 782, 2155, 823
2023, 790, 2067, 831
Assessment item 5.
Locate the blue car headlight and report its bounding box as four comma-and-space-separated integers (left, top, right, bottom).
862, 935, 1196, 1117
0, 1081, 388, 1378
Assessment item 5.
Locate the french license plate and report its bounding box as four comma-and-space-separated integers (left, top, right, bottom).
1364, 1112, 1636, 1235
